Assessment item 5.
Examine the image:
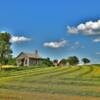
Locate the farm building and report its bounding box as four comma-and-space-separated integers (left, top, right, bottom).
16, 50, 42, 67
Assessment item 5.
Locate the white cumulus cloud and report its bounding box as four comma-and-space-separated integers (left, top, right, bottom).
0, 30, 7, 33
96, 52, 100, 55
44, 40, 66, 48
67, 20, 100, 35
93, 37, 100, 42
10, 36, 31, 43
67, 26, 78, 34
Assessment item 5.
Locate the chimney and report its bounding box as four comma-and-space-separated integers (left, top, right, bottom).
35, 50, 38, 58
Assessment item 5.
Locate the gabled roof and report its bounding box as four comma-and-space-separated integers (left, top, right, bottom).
16, 52, 40, 59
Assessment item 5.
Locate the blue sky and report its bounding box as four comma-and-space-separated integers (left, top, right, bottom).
0, 0, 100, 63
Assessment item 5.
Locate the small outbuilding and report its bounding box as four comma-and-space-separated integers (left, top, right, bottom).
16, 50, 42, 67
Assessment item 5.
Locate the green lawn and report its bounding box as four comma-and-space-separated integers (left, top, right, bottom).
0, 65, 100, 100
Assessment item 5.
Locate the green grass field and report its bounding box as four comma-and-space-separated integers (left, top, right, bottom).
0, 65, 100, 100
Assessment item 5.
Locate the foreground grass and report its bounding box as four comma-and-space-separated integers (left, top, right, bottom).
0, 89, 100, 100
0, 65, 100, 100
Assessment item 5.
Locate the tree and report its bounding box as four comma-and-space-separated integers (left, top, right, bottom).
0, 32, 12, 65
59, 59, 67, 66
53, 59, 58, 66
82, 58, 90, 64
0, 32, 11, 43
67, 56, 79, 65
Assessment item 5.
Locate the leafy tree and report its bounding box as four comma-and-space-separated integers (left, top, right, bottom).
0, 32, 12, 65
53, 59, 58, 66
82, 58, 90, 64
0, 32, 11, 43
67, 56, 79, 65
59, 59, 67, 66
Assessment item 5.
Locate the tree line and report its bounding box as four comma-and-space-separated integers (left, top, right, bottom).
53, 57, 90, 66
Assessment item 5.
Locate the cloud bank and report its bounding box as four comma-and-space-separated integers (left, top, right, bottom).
67, 20, 100, 35
10, 36, 31, 43
44, 40, 66, 48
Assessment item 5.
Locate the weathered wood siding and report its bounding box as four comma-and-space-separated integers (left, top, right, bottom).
29, 58, 42, 66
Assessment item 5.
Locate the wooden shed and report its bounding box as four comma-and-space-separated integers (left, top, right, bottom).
16, 50, 42, 67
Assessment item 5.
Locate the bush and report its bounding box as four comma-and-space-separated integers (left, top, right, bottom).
8, 58, 16, 65
41, 58, 54, 67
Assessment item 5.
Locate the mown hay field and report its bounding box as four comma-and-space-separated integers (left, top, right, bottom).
0, 65, 100, 100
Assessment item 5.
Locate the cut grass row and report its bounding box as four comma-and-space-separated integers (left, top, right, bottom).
11, 66, 81, 82
1, 65, 99, 80
12, 66, 95, 82
0, 89, 100, 100
1, 81, 100, 97
0, 65, 100, 99
0, 66, 71, 82
1, 66, 100, 84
